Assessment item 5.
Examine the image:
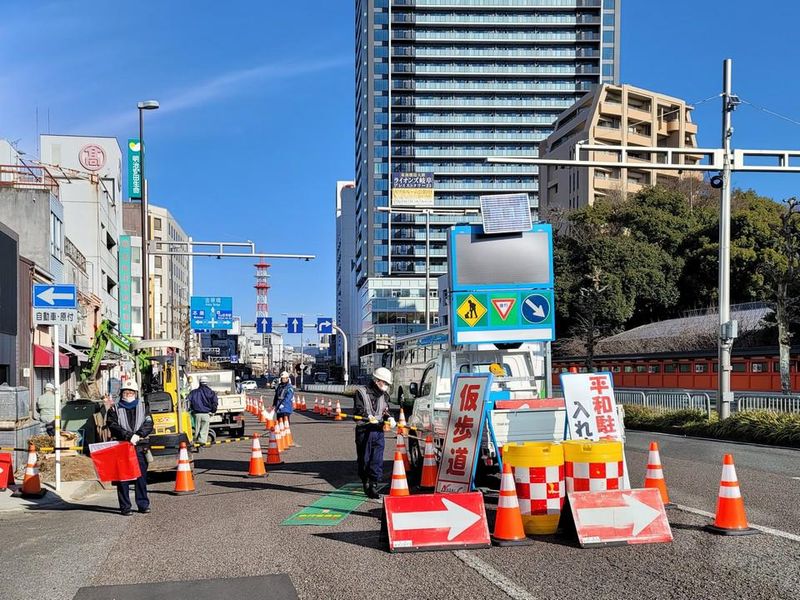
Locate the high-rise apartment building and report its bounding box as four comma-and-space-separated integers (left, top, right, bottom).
335, 181, 359, 372
539, 83, 699, 211
354, 0, 620, 368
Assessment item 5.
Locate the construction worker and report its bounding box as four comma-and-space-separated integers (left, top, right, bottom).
106, 380, 153, 516
235, 376, 243, 394
272, 371, 294, 422
36, 382, 57, 436
353, 367, 395, 499
187, 375, 218, 447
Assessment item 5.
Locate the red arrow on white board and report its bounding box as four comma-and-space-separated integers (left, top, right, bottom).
392, 498, 481, 541
576, 493, 661, 535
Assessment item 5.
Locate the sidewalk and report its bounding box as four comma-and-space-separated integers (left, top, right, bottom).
0, 479, 109, 514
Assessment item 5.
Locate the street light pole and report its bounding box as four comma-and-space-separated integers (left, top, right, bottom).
137, 100, 159, 340
332, 322, 349, 386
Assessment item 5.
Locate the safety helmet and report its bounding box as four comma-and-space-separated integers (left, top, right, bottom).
120, 379, 139, 393
199, 376, 209, 384
45, 383, 55, 391
280, 371, 290, 379
235, 376, 241, 381
489, 363, 506, 377
373, 367, 393, 386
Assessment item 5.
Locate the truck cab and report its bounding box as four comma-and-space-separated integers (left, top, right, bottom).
188, 369, 246, 438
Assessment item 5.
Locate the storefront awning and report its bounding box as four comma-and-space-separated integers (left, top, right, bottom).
60, 342, 89, 362
33, 344, 70, 369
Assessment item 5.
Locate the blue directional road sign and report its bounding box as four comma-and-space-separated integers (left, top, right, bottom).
256, 316, 273, 334
521, 293, 551, 324
317, 317, 333, 335
190, 296, 234, 331
33, 284, 77, 309
287, 317, 303, 334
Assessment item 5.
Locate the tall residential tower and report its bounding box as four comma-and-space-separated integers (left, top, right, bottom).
355, 0, 620, 370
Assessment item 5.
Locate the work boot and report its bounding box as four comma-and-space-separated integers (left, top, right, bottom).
366, 481, 380, 500
361, 479, 369, 496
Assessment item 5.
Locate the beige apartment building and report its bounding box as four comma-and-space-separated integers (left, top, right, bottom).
539, 84, 700, 211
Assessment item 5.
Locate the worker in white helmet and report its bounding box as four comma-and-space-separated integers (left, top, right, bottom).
353, 367, 396, 499
272, 371, 295, 423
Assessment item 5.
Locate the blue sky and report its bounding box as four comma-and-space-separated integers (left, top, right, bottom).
2, 1, 800, 328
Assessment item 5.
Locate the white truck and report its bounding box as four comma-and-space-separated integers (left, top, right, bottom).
188, 369, 246, 438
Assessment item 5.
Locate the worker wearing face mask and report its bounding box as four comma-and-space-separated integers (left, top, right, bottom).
352, 367, 396, 499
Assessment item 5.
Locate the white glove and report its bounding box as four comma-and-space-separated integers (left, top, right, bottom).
388, 417, 397, 429
368, 415, 378, 425
129, 434, 140, 446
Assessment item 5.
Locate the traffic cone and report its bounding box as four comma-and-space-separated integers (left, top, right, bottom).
389, 451, 410, 497
266, 428, 283, 465
247, 433, 267, 478
419, 435, 438, 490
398, 408, 407, 433
284, 417, 295, 447
491, 460, 528, 545
265, 408, 276, 431
644, 441, 674, 507
327, 400, 333, 417
173, 442, 196, 495
705, 454, 758, 535
18, 444, 45, 498
396, 431, 411, 472
334, 400, 344, 421
275, 419, 285, 452
313, 397, 319, 413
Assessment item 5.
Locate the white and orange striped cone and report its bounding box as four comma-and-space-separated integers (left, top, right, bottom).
389, 451, 410, 497
173, 441, 196, 495
265, 408, 276, 431
334, 400, 344, 421
396, 431, 411, 472
283, 417, 295, 447
303, 396, 309, 411
18, 444, 45, 498
644, 441, 674, 507
325, 400, 332, 418
491, 459, 529, 545
397, 407, 407, 433
419, 435, 438, 490
705, 454, 758, 536
276, 419, 286, 452
258, 406, 266, 424
313, 397, 320, 413
295, 395, 303, 412
266, 428, 284, 465
247, 433, 267, 478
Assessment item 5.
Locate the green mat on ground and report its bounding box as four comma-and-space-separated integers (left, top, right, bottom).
281, 483, 367, 526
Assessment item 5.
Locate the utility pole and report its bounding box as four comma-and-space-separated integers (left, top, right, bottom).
488, 59, 800, 418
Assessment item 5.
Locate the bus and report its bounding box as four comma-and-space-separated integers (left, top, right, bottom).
384, 328, 450, 409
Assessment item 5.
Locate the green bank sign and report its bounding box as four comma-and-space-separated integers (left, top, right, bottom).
118, 235, 132, 334
127, 139, 141, 199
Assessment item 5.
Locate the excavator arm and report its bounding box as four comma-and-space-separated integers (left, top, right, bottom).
79, 320, 149, 397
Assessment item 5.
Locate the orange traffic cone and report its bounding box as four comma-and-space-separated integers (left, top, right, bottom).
247, 433, 267, 478
705, 454, 758, 535
266, 428, 283, 465
419, 435, 438, 490
334, 400, 344, 421
644, 441, 674, 507
303, 396, 308, 411
284, 417, 295, 447
313, 397, 319, 413
326, 400, 332, 417
396, 431, 411, 472
265, 408, 276, 431
18, 444, 45, 498
398, 407, 407, 433
389, 451, 410, 497
295, 395, 303, 412
275, 419, 285, 452
491, 460, 528, 545
173, 441, 196, 495
258, 407, 266, 424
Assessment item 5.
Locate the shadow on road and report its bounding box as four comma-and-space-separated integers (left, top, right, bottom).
313, 530, 385, 551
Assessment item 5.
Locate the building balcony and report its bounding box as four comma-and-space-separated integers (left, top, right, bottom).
594, 125, 622, 141
627, 131, 653, 146
626, 105, 652, 122
593, 174, 621, 190
599, 101, 623, 117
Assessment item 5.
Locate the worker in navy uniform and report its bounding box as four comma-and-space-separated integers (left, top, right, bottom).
272, 371, 295, 422
106, 379, 153, 516
353, 368, 396, 499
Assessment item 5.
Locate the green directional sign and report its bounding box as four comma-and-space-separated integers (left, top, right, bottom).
128, 139, 142, 199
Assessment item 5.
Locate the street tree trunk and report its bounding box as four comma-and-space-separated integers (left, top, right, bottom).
775, 289, 792, 395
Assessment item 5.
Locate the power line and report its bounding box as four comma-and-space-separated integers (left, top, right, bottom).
740, 98, 800, 128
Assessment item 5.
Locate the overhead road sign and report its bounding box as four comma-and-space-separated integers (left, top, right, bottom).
33, 284, 77, 309
256, 317, 273, 334
384, 492, 490, 552
287, 317, 303, 334
190, 296, 233, 331
317, 318, 333, 335
569, 488, 672, 548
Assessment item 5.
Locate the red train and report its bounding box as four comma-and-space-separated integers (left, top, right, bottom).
552, 347, 800, 392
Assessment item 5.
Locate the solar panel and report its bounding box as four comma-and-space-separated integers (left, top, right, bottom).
480, 193, 532, 234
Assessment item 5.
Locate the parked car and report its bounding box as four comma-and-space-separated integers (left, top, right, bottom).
241, 380, 258, 391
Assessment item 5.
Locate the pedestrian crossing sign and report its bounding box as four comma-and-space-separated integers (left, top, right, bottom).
457, 294, 487, 327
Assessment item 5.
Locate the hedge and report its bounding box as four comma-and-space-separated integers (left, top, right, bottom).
623, 405, 800, 448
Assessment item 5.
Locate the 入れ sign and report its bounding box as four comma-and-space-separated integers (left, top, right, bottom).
560, 372, 623, 442
436, 374, 492, 493
568, 488, 673, 548
384, 492, 490, 552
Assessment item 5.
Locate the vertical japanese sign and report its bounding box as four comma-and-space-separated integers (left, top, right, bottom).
118, 235, 132, 334
128, 139, 142, 199
436, 374, 492, 493
560, 372, 623, 442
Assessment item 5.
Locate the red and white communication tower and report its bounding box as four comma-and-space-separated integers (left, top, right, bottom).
255, 261, 271, 321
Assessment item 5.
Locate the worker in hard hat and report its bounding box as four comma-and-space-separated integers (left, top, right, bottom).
36, 382, 58, 436
106, 379, 154, 516
272, 371, 295, 423
353, 367, 396, 499
187, 375, 218, 448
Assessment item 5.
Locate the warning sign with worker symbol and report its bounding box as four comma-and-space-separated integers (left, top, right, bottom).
456, 294, 487, 328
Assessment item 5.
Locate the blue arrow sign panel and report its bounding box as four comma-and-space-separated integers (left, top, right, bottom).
287, 317, 303, 334
317, 318, 333, 334
33, 284, 77, 309
256, 317, 273, 334
520, 293, 551, 324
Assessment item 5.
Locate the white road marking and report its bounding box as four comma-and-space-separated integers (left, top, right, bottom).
453, 550, 537, 600
674, 504, 800, 543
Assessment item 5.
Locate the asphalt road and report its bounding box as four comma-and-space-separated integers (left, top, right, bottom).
2, 390, 798, 600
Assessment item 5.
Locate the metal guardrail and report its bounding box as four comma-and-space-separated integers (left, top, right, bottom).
302, 384, 356, 395
613, 389, 712, 418
736, 393, 800, 414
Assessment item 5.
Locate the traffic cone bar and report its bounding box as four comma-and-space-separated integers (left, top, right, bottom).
247, 433, 267, 478
491, 460, 529, 546
643, 441, 674, 507
389, 451, 410, 497
173, 441, 196, 495
419, 435, 438, 490
705, 454, 758, 536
